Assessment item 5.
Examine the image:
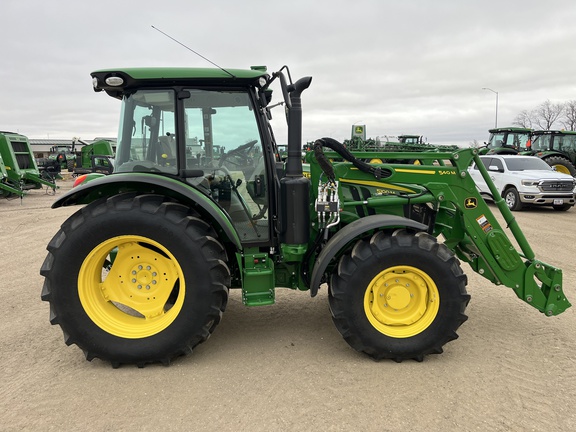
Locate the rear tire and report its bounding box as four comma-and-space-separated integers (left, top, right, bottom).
329, 230, 469, 362
41, 193, 230, 367
544, 156, 576, 176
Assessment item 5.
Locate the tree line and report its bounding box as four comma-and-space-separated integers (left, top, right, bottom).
513, 99, 576, 131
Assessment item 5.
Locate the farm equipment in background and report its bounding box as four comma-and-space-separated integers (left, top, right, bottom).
0, 131, 57, 195
0, 152, 24, 198
524, 130, 576, 176
69, 138, 115, 176
37, 138, 116, 176
343, 126, 458, 164
36, 145, 76, 172
41, 66, 570, 367
398, 134, 426, 145
480, 128, 576, 177
479, 127, 533, 155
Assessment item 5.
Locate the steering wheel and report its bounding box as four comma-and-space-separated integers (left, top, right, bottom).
219, 140, 258, 169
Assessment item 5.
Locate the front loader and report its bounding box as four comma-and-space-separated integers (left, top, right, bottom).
41, 66, 570, 367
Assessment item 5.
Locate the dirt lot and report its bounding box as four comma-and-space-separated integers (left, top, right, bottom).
1, 179, 575, 431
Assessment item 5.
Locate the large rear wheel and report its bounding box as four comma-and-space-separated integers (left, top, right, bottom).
545, 156, 576, 176
41, 193, 230, 367
329, 230, 470, 362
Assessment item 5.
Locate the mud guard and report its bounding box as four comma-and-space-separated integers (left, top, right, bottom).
309, 214, 428, 296
52, 172, 242, 250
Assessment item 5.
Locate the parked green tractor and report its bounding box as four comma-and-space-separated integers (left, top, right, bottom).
524, 130, 576, 176
398, 134, 426, 145
480, 127, 533, 155
0, 131, 57, 194
479, 127, 576, 176
41, 66, 570, 367
36, 145, 76, 172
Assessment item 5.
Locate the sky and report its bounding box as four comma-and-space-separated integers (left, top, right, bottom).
2, 0, 576, 146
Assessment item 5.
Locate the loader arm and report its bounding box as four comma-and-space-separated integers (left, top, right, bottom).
310, 147, 570, 316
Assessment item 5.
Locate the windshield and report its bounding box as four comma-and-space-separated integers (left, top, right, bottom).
504, 157, 552, 171
116, 89, 177, 174
114, 88, 269, 243
488, 131, 530, 149
552, 134, 576, 152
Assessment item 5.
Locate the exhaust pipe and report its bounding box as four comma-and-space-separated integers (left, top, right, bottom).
280, 75, 312, 245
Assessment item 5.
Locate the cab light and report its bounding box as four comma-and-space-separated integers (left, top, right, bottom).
105, 76, 124, 86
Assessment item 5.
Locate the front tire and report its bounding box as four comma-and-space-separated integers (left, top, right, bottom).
329, 230, 469, 362
503, 187, 523, 211
41, 193, 230, 367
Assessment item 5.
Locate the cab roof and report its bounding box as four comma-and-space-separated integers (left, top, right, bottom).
91, 67, 269, 98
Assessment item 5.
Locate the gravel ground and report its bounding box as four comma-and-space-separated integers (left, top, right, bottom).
1, 179, 575, 431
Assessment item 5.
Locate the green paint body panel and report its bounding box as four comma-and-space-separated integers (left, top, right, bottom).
242, 251, 275, 306
0, 131, 56, 193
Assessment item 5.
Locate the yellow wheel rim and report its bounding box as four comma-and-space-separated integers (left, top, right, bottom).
369, 158, 383, 164
553, 164, 571, 175
364, 265, 439, 338
78, 235, 185, 338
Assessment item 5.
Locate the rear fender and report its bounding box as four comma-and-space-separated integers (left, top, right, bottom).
309, 215, 427, 296
53, 173, 242, 250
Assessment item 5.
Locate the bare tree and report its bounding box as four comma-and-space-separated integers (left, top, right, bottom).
513, 109, 534, 128
561, 100, 576, 131
532, 99, 564, 130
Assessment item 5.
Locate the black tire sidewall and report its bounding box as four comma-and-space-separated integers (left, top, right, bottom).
331, 235, 466, 357
50, 198, 225, 362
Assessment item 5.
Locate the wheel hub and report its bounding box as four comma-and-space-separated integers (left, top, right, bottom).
129, 264, 159, 293
78, 235, 184, 338
364, 265, 440, 337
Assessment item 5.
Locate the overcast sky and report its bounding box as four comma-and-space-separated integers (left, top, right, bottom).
2, 0, 576, 146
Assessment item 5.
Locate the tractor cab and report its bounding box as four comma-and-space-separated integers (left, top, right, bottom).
92, 68, 284, 244
483, 127, 532, 154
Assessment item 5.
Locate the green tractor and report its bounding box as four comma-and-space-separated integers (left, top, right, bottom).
41, 66, 570, 367
480, 127, 533, 155
524, 130, 576, 176
398, 134, 426, 145
0, 131, 57, 194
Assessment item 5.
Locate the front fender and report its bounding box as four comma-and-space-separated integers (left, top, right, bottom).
53, 173, 242, 250
309, 215, 427, 297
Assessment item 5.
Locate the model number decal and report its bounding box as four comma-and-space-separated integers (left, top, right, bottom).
439, 170, 455, 175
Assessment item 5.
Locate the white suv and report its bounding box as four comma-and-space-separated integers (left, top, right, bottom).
468, 155, 576, 211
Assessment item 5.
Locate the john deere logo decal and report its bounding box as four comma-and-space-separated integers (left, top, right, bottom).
465, 197, 477, 209
355, 126, 364, 134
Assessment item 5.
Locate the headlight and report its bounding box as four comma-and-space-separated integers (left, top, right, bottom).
521, 180, 539, 187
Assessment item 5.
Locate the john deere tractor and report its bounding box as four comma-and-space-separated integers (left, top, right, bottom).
525, 130, 576, 176
41, 66, 570, 367
480, 127, 533, 155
